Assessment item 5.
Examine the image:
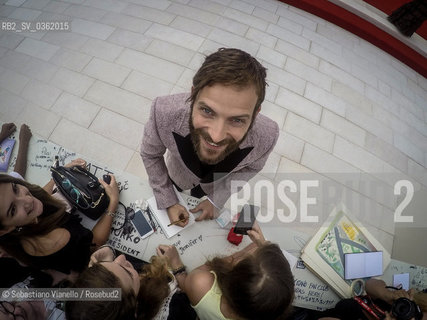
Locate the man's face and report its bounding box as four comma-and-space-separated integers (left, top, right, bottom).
190, 84, 259, 165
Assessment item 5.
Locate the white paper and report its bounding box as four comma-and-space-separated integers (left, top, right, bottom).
344, 252, 383, 279
393, 273, 410, 291
146, 187, 195, 239
282, 249, 298, 270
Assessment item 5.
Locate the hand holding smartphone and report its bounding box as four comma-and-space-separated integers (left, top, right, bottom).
233, 204, 260, 235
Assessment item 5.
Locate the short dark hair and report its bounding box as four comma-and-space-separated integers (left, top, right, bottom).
207, 243, 294, 320
189, 48, 267, 112
65, 263, 137, 320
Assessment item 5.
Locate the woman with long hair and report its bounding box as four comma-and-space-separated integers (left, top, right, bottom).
0, 128, 119, 282
159, 224, 295, 320
0, 170, 118, 274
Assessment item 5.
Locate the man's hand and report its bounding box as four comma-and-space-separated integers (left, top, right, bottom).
167, 203, 189, 227
191, 199, 217, 221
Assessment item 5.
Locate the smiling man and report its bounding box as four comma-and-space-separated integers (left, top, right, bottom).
140, 48, 279, 226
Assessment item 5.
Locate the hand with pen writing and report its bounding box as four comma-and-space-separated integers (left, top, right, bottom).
167, 203, 189, 227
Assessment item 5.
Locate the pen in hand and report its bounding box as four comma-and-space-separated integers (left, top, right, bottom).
168, 214, 187, 227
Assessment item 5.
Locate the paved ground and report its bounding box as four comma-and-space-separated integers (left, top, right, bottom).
0, 0, 426, 266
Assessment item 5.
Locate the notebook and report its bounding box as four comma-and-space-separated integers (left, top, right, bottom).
0, 138, 16, 172
300, 204, 390, 298
146, 187, 195, 239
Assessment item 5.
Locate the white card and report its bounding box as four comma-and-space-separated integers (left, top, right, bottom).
281, 249, 298, 270
216, 209, 232, 228
393, 273, 410, 291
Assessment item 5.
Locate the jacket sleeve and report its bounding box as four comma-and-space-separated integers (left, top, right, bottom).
205, 123, 280, 209
140, 98, 179, 209
206, 165, 261, 209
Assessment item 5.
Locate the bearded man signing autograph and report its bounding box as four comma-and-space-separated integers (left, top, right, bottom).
140, 48, 279, 227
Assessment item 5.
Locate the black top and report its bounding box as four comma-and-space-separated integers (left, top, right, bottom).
29, 213, 93, 274
168, 291, 197, 320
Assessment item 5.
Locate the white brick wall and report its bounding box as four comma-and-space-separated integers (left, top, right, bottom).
123, 4, 175, 24
145, 23, 204, 51
50, 67, 94, 97
267, 24, 310, 50
116, 49, 184, 83
305, 83, 346, 116
276, 87, 321, 123
274, 130, 304, 163
83, 58, 131, 87
21, 79, 62, 108
321, 109, 366, 146
50, 48, 91, 72
71, 18, 115, 40
285, 112, 335, 152
257, 45, 286, 68
85, 80, 152, 123
51, 92, 100, 128
122, 70, 174, 100
285, 58, 332, 91
15, 38, 59, 61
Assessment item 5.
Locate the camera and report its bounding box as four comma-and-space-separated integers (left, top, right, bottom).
391, 297, 422, 320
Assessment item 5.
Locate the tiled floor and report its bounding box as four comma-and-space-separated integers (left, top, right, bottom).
0, 0, 426, 266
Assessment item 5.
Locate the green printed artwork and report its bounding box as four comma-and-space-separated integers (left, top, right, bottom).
315, 211, 376, 278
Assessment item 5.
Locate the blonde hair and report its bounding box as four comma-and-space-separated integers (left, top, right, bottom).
136, 256, 172, 320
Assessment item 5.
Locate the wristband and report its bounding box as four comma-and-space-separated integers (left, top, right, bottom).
172, 265, 186, 276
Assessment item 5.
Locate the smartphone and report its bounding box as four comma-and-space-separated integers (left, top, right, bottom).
344, 251, 383, 279
131, 209, 154, 239
234, 204, 259, 235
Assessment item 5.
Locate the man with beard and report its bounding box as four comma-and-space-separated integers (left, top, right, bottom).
140, 48, 279, 226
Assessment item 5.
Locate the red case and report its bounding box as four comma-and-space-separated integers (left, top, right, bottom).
227, 227, 243, 245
